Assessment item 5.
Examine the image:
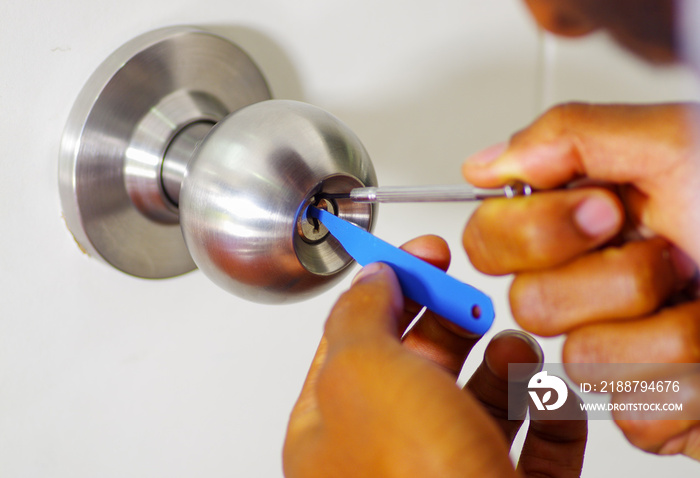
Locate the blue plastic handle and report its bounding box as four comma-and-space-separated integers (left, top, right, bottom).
308, 207, 494, 335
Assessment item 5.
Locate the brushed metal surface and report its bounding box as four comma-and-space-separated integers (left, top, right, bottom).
59, 27, 378, 303
59, 26, 272, 278
181, 100, 377, 303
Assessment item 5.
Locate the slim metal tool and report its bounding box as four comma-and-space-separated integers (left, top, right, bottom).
325, 182, 532, 203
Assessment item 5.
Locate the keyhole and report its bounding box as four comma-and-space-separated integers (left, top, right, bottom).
297, 196, 337, 244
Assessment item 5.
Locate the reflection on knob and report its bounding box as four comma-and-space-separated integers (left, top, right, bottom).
180, 100, 377, 303
58, 27, 377, 305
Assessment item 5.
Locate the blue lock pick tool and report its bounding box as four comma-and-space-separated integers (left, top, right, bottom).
308, 207, 494, 335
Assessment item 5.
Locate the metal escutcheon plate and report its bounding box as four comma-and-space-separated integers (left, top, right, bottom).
59, 26, 272, 278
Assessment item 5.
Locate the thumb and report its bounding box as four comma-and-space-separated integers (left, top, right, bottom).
462, 102, 700, 265
462, 102, 698, 192
323, 262, 405, 352
286, 263, 403, 430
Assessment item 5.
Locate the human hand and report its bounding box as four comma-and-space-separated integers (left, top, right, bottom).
283, 236, 586, 478
462, 102, 700, 459
522, 0, 677, 64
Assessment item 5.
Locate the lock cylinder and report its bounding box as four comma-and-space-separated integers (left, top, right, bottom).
294, 174, 375, 278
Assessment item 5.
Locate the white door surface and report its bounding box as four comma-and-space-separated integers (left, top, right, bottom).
2, 0, 698, 476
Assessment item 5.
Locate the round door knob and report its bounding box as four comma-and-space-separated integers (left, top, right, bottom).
59, 27, 377, 304
180, 100, 376, 303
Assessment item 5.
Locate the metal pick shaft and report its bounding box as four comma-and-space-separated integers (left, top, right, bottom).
327, 183, 532, 204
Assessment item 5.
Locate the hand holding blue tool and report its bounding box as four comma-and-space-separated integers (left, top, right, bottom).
307, 205, 495, 335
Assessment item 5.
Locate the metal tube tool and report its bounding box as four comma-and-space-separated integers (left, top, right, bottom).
326, 182, 532, 203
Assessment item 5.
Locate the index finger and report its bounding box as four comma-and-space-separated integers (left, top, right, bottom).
462, 103, 696, 191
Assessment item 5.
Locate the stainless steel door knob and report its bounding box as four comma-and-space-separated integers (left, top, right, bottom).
59, 27, 377, 303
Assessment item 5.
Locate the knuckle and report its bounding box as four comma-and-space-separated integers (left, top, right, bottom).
623, 258, 664, 313
548, 102, 589, 123
537, 102, 588, 134
510, 102, 585, 144
509, 275, 558, 335
610, 242, 674, 315
463, 206, 507, 275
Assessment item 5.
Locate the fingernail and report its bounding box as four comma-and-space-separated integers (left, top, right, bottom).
465, 142, 508, 166
494, 329, 544, 362
574, 196, 621, 238
485, 329, 544, 380
352, 262, 387, 285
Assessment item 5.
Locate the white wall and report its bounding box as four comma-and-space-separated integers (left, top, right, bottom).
1, 0, 698, 476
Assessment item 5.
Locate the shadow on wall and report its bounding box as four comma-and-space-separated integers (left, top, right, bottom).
200, 25, 695, 190
330, 64, 540, 186
328, 54, 698, 187
200, 23, 536, 187
204, 24, 306, 102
